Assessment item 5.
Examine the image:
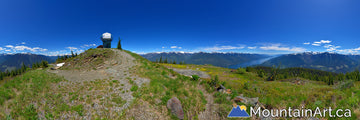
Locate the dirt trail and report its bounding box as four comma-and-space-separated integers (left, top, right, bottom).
48, 49, 149, 119
167, 67, 222, 120
198, 85, 222, 120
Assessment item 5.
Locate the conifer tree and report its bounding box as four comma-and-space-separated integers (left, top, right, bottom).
164, 58, 168, 63
41, 61, 49, 68
117, 37, 122, 50
0, 72, 3, 80
71, 50, 75, 58
159, 56, 163, 63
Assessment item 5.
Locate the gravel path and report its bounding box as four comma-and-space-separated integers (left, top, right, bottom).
167, 67, 222, 120
48, 49, 149, 119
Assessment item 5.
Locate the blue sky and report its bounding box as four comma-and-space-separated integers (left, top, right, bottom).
1, 0, 360, 55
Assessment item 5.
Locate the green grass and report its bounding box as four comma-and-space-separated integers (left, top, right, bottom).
125, 50, 207, 120
60, 48, 114, 70
0, 69, 66, 119
162, 63, 360, 119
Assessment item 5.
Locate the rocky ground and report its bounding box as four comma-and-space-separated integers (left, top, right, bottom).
171, 68, 211, 79
48, 49, 149, 119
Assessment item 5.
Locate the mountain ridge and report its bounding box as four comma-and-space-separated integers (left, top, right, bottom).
260, 52, 360, 73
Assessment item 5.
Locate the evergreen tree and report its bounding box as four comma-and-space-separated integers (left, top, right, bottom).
117, 37, 122, 50
0, 72, 3, 80
172, 60, 176, 64
5, 70, 9, 76
71, 51, 75, 58
41, 61, 49, 68
21, 63, 27, 72
164, 58, 168, 63
159, 56, 163, 63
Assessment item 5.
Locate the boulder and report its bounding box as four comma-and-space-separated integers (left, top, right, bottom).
167, 97, 184, 119
234, 95, 259, 106
216, 84, 226, 92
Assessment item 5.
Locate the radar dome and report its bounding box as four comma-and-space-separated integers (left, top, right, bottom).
102, 32, 112, 39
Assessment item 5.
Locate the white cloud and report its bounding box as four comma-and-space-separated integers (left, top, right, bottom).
21, 42, 26, 44
320, 40, 331, 44
203, 45, 245, 51
81, 44, 97, 48
248, 46, 257, 49
312, 43, 321, 46
13, 45, 32, 51
0, 47, 3, 51
5, 45, 14, 48
170, 46, 182, 49
67, 47, 78, 50
260, 44, 306, 52
354, 47, 360, 51
162, 46, 165, 49
312, 40, 331, 46
303, 42, 310, 45
9, 45, 48, 52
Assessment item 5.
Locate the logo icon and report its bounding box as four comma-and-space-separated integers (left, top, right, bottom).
227, 104, 250, 118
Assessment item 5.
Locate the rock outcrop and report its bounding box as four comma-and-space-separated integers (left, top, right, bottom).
167, 97, 184, 119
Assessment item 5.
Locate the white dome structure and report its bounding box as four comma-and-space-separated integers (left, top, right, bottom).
102, 32, 112, 40
101, 32, 113, 48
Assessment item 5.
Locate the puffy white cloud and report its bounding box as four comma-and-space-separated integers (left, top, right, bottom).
0, 47, 4, 51
312, 40, 331, 46
311, 43, 321, 46
10, 45, 48, 52
319, 40, 331, 44
21, 42, 26, 44
203, 45, 245, 51
170, 46, 182, 49
354, 47, 360, 51
81, 44, 97, 48
5, 45, 14, 48
3, 45, 48, 52
303, 42, 310, 45
247, 46, 257, 49
67, 47, 78, 50
260, 44, 306, 52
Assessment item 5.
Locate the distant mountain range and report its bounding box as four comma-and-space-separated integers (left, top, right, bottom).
141, 51, 360, 73
0, 53, 57, 72
2, 51, 360, 73
260, 52, 360, 73
141, 52, 271, 68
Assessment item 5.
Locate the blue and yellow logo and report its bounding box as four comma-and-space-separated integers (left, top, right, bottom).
227, 104, 250, 118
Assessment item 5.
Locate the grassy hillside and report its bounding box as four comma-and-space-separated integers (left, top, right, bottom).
1, 48, 359, 119
163, 63, 360, 119
124, 51, 209, 119
0, 49, 209, 119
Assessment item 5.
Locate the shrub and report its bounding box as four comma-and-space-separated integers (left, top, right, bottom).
336, 80, 354, 90
209, 75, 219, 87
130, 85, 138, 91
191, 75, 200, 81
236, 68, 246, 74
